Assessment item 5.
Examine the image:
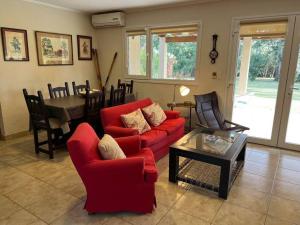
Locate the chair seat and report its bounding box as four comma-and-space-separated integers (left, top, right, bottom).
153, 117, 185, 135
140, 130, 167, 147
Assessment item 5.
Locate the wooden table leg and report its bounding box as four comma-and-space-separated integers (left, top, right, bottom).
169, 149, 179, 183
218, 160, 231, 199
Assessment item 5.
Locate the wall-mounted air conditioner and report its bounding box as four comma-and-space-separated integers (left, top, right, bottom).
92, 12, 125, 28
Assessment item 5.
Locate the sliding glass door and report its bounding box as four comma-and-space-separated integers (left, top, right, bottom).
278, 16, 300, 151
227, 15, 300, 150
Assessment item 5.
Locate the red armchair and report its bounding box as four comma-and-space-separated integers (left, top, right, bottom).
67, 123, 158, 214
100, 98, 185, 161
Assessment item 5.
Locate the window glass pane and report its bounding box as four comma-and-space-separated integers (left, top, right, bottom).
127, 31, 147, 76
151, 26, 198, 80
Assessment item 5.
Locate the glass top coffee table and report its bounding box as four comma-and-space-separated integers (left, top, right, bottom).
169, 128, 247, 199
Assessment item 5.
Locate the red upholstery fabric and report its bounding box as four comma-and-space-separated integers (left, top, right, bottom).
67, 123, 157, 214
164, 110, 180, 119
140, 130, 167, 147
101, 98, 185, 160
153, 117, 185, 135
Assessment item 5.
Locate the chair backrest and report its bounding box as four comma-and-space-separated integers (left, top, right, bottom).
84, 88, 105, 120
23, 89, 50, 127
48, 82, 70, 99
67, 123, 101, 171
194, 91, 225, 130
109, 84, 126, 107
118, 79, 134, 94
72, 80, 90, 95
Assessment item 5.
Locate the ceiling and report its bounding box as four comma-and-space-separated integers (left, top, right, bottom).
24, 0, 217, 13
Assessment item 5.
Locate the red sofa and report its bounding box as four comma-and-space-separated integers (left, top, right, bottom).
67, 123, 158, 213
100, 98, 185, 161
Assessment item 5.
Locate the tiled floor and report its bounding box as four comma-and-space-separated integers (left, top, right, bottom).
1, 135, 300, 225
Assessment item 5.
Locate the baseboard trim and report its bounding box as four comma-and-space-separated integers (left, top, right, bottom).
0, 131, 31, 141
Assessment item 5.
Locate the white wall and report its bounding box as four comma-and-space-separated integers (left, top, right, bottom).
95, 0, 300, 125
0, 0, 98, 136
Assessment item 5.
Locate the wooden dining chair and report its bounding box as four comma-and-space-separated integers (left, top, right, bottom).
23, 89, 65, 159
72, 80, 90, 95
118, 79, 134, 94
194, 91, 249, 132
48, 82, 70, 99
108, 84, 126, 106
84, 88, 105, 136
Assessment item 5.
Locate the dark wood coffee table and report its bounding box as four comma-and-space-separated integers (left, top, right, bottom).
169, 128, 247, 199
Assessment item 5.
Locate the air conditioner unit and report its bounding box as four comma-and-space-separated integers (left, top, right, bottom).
92, 12, 125, 28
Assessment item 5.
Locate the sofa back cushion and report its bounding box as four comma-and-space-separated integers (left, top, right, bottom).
98, 134, 126, 159
121, 109, 151, 134
101, 98, 153, 127
142, 103, 167, 126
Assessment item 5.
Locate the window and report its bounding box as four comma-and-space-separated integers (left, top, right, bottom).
126, 30, 147, 76
125, 24, 199, 81
151, 26, 198, 80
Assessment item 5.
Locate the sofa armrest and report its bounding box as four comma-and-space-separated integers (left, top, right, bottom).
105, 126, 139, 138
83, 157, 145, 184
115, 135, 141, 156
164, 110, 181, 119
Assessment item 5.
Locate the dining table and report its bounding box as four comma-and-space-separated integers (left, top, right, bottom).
44, 93, 136, 124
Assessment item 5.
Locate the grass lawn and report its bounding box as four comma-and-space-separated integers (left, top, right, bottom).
236, 79, 300, 100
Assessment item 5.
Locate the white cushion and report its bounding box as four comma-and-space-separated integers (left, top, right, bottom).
98, 134, 126, 160
121, 108, 151, 134
142, 103, 167, 126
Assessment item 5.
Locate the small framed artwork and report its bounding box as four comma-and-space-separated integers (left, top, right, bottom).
35, 31, 73, 66
1, 27, 29, 61
77, 35, 92, 60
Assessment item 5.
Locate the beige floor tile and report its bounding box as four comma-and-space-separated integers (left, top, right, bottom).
30, 221, 48, 225
227, 185, 271, 213
40, 167, 85, 198
0, 209, 40, 225
25, 190, 81, 223
5, 179, 57, 207
174, 188, 223, 222
272, 180, 300, 203
235, 171, 273, 193
157, 208, 209, 225
213, 202, 266, 225
17, 161, 66, 179
0, 195, 21, 220
276, 168, 300, 185
155, 181, 186, 207
247, 144, 280, 155
246, 150, 279, 166
103, 217, 132, 225
268, 196, 300, 224
51, 201, 110, 225
121, 204, 168, 225
280, 150, 300, 161
265, 216, 297, 225
0, 167, 36, 194
243, 161, 276, 178
279, 157, 300, 172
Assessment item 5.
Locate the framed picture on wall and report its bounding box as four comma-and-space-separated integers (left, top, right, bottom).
1, 27, 29, 61
35, 31, 73, 66
77, 35, 92, 60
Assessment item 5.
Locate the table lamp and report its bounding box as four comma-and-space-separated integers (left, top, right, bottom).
172, 85, 190, 104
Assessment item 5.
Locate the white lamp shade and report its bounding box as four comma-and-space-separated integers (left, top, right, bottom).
179, 85, 190, 96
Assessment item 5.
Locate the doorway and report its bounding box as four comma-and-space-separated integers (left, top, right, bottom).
227, 15, 300, 151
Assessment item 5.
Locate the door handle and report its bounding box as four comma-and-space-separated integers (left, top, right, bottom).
292, 87, 299, 90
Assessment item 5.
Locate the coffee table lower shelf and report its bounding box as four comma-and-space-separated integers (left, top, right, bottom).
176, 159, 244, 195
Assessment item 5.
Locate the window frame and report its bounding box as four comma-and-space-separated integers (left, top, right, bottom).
124, 21, 202, 84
